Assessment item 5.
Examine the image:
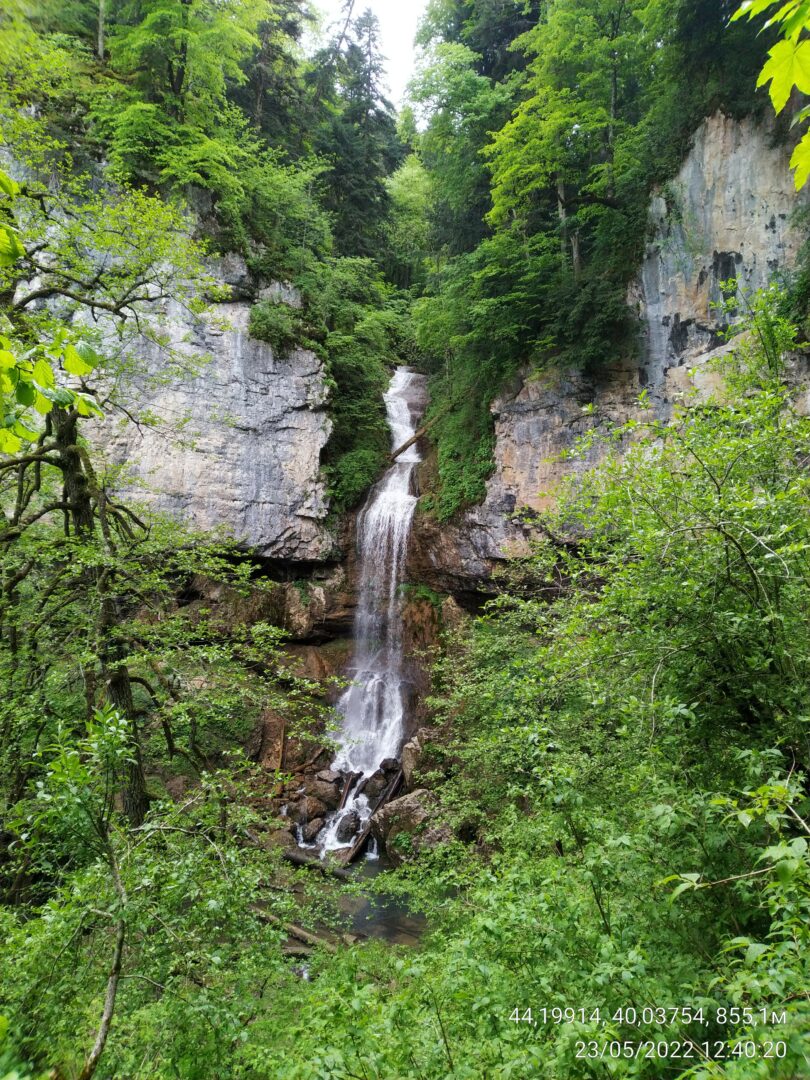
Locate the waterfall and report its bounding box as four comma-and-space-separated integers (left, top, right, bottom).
312, 367, 426, 854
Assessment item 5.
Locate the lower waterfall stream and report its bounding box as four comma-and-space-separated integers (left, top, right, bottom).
303, 366, 427, 857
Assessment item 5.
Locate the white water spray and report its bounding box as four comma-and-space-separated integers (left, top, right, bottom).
316, 367, 426, 853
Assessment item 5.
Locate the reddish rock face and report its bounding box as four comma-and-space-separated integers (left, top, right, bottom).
246, 709, 286, 770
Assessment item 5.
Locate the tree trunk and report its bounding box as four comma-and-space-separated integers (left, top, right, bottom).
54, 409, 149, 827
556, 177, 582, 279
77, 840, 127, 1080
106, 654, 149, 827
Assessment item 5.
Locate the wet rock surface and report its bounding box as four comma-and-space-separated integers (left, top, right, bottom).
302, 818, 325, 844
361, 770, 388, 800
335, 811, 361, 844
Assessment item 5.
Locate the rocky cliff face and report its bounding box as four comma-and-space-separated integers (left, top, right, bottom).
93, 112, 808, 594
96, 266, 335, 563
637, 113, 806, 374
409, 111, 810, 597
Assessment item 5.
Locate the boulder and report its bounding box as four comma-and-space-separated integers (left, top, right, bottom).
304, 776, 341, 809
302, 818, 325, 844
335, 810, 360, 844
361, 770, 388, 800
289, 796, 329, 824
265, 825, 297, 849
316, 769, 342, 785
246, 708, 286, 770
401, 727, 440, 789
379, 758, 400, 775
303, 796, 329, 822
371, 789, 451, 867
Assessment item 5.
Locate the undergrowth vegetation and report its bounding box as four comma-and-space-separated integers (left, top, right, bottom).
245, 293, 810, 1078
3, 279, 809, 1076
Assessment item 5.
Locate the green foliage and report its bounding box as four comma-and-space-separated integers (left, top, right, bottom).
410, 40, 514, 255
327, 447, 387, 511
734, 0, 810, 186
4, 6, 810, 1078
109, 0, 267, 125
383, 154, 433, 289
0, 167, 102, 447
0, 712, 302, 1079
296, 257, 417, 510
397, 298, 810, 1075
249, 298, 302, 355
223, 296, 810, 1079
227, 151, 332, 275
311, 9, 405, 259
408, 0, 774, 516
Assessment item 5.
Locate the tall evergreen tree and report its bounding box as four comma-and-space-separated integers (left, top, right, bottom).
314, 7, 404, 257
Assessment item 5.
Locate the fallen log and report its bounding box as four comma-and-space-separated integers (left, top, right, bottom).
338, 771, 362, 810
282, 847, 351, 880
255, 910, 337, 954
389, 415, 442, 463
282, 943, 313, 959
389, 381, 481, 463
289, 747, 329, 775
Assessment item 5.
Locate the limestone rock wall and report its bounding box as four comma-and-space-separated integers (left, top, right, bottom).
410, 111, 810, 595
637, 112, 808, 375
97, 292, 335, 562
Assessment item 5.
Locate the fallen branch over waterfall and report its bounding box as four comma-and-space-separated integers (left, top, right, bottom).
388, 379, 481, 462
346, 768, 404, 864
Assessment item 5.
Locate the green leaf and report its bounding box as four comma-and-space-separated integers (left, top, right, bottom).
669, 877, 699, 902
745, 942, 769, 964
0, 428, 22, 453
33, 391, 54, 415
15, 381, 35, 407
757, 38, 810, 112
32, 358, 55, 389
732, 0, 786, 22
63, 343, 94, 377
0, 224, 24, 267
12, 419, 39, 442
0, 170, 19, 197
790, 130, 810, 187
75, 394, 102, 418
0, 350, 16, 371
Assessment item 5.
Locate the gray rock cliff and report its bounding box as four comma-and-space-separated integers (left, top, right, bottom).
96, 288, 335, 562
409, 111, 810, 594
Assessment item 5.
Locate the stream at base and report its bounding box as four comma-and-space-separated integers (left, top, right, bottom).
299, 367, 427, 857
338, 859, 427, 946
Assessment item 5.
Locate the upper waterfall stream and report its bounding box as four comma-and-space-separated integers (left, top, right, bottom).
307, 367, 427, 856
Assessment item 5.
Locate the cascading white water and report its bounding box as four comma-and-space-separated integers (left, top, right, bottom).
314, 367, 426, 854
